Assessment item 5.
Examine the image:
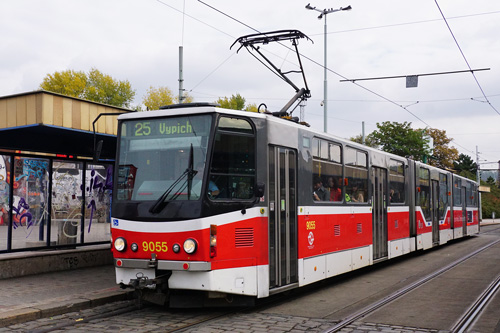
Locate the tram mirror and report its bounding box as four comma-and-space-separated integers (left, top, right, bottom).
255, 182, 266, 198
93, 140, 103, 162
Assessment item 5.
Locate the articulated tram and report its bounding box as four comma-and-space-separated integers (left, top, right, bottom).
110, 103, 479, 307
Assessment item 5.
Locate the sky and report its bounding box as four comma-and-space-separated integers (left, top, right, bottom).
1, 0, 500, 170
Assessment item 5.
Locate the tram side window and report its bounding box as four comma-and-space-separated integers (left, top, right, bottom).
312, 138, 342, 202
466, 182, 475, 207
210, 117, 255, 200
389, 159, 405, 204
453, 178, 462, 206
345, 147, 368, 203
417, 168, 431, 221
439, 173, 449, 220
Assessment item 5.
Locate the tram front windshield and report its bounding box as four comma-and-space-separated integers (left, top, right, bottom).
116, 114, 212, 202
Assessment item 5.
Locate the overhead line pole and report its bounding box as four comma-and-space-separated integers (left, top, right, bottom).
306, 3, 352, 133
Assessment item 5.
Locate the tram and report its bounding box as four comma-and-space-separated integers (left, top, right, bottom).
110, 103, 479, 307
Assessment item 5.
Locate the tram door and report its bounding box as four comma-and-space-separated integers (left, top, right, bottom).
431, 180, 440, 245
268, 146, 298, 289
461, 186, 467, 236
372, 167, 388, 261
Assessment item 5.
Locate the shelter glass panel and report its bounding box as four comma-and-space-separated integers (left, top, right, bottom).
51, 161, 84, 245
11, 157, 50, 249
0, 155, 10, 251
85, 163, 113, 243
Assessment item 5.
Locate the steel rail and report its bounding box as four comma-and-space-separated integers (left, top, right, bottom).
450, 274, 500, 333
323, 238, 500, 333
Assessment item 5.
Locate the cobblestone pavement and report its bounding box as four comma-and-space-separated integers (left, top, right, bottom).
0, 300, 446, 333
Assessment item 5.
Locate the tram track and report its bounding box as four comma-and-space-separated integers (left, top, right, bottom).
450, 274, 500, 333
322, 237, 500, 333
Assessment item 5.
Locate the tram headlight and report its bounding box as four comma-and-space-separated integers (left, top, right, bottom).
183, 238, 198, 254
130, 243, 138, 252
172, 243, 181, 253
114, 237, 127, 252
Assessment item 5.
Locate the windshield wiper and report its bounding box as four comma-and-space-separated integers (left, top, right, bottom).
149, 144, 197, 214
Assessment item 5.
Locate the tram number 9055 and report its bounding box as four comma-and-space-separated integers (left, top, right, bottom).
142, 241, 168, 253
306, 221, 316, 230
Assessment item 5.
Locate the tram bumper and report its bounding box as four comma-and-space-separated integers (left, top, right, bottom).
114, 258, 212, 288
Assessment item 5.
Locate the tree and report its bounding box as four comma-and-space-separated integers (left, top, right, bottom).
40, 70, 87, 99
423, 128, 458, 170
349, 134, 378, 148
215, 94, 246, 110
141, 86, 194, 111
40, 68, 135, 108
369, 121, 429, 160
84, 68, 135, 108
142, 86, 175, 111
453, 153, 477, 176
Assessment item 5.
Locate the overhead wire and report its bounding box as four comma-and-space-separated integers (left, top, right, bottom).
194, 0, 483, 155
309, 10, 500, 37
160, 0, 492, 156
434, 0, 500, 117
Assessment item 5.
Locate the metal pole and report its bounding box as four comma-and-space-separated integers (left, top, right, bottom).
179, 46, 184, 103
362, 121, 365, 145
323, 14, 328, 133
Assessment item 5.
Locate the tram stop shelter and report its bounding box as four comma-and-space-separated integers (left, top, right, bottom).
0, 90, 132, 254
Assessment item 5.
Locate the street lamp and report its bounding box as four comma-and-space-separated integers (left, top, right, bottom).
305, 3, 351, 133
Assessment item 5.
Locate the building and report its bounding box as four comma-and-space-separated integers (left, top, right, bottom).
0, 90, 131, 253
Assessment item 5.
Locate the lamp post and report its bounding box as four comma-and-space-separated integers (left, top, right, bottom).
305, 3, 351, 133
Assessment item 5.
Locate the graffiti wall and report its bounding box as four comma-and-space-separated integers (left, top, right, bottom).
0, 155, 112, 252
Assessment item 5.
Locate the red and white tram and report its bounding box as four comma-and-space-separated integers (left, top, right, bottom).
111, 103, 479, 307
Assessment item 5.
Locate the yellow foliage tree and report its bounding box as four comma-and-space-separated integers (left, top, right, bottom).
142, 86, 193, 111
40, 68, 135, 108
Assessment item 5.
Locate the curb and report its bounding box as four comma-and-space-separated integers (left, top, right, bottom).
0, 289, 134, 327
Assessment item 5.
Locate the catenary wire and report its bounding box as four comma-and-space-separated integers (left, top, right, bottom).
434, 0, 500, 117
163, 0, 489, 156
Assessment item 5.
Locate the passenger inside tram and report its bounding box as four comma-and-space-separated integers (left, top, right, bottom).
313, 176, 329, 201
350, 183, 365, 203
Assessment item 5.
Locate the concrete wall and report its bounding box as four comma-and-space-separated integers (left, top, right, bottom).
0, 245, 113, 279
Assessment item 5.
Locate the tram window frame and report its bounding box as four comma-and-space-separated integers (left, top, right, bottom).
438, 173, 449, 221
453, 178, 461, 206
417, 167, 431, 221
312, 138, 343, 203
389, 159, 405, 205
344, 147, 368, 204
209, 116, 256, 201
466, 181, 475, 207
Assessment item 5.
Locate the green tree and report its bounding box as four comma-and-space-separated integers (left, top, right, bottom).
481, 182, 500, 218
453, 154, 477, 176
349, 134, 378, 148
215, 94, 246, 110
40, 68, 135, 108
370, 121, 429, 160
84, 68, 135, 108
423, 128, 458, 170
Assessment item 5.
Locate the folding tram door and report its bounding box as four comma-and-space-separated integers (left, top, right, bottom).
372, 167, 388, 261
431, 180, 440, 245
461, 186, 467, 236
268, 146, 298, 291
